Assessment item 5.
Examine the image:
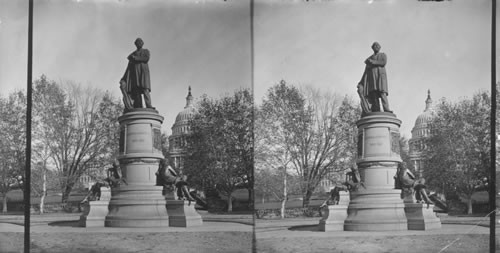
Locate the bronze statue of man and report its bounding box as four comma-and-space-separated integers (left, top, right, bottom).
343, 167, 365, 191
80, 181, 107, 204
396, 162, 433, 207
156, 159, 195, 202
106, 160, 127, 188
320, 185, 348, 207
120, 38, 153, 109
358, 42, 392, 113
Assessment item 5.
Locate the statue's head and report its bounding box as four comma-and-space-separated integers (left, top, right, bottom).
134, 38, 144, 49
371, 42, 381, 52
113, 160, 120, 167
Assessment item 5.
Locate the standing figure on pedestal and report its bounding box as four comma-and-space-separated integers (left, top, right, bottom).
396, 162, 433, 207
358, 42, 392, 113
120, 38, 153, 110
156, 159, 195, 202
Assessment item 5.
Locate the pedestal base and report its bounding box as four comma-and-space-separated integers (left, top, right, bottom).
404, 203, 441, 230
105, 185, 168, 227
166, 200, 203, 227
79, 200, 110, 227
319, 205, 348, 231
344, 189, 407, 231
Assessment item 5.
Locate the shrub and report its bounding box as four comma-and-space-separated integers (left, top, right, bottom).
255, 207, 321, 219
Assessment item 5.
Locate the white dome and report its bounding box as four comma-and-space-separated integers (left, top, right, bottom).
411, 90, 434, 139
171, 86, 196, 136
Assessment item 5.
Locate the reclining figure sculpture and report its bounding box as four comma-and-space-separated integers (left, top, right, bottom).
395, 162, 434, 208
156, 159, 195, 203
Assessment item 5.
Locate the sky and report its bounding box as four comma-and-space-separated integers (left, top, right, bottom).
0, 0, 251, 134
254, 0, 496, 137
0, 0, 498, 137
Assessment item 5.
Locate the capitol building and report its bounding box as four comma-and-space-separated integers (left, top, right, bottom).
168, 87, 196, 173
408, 90, 435, 177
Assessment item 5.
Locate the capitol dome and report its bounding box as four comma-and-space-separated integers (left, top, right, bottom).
169, 86, 196, 172
172, 87, 196, 136
411, 90, 434, 139
409, 90, 434, 177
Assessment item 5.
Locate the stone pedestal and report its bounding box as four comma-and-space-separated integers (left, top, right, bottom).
338, 191, 350, 206
166, 200, 203, 227
319, 205, 348, 231
79, 188, 111, 227
80, 201, 109, 227
404, 203, 441, 230
105, 109, 169, 227
344, 113, 408, 231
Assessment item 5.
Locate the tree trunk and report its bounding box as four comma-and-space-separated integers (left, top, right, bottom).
302, 188, 313, 208
280, 172, 287, 219
247, 187, 253, 209
227, 194, 233, 212
2, 194, 7, 213
61, 183, 74, 204
39, 195, 45, 214
40, 170, 47, 214
280, 199, 287, 219
467, 197, 473, 215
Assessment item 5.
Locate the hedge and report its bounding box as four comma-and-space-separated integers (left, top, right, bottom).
255, 207, 321, 219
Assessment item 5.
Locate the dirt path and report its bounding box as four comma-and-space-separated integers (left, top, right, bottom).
0, 232, 253, 253
256, 234, 488, 253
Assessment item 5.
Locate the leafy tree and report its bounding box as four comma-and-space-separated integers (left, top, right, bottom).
184, 89, 253, 212
33, 76, 74, 205
161, 132, 169, 158
0, 91, 26, 212
255, 81, 305, 216
91, 91, 123, 168
399, 136, 413, 170
495, 82, 500, 206
424, 91, 490, 214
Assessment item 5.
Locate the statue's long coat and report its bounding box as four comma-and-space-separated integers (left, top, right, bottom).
121, 48, 151, 93
359, 52, 388, 95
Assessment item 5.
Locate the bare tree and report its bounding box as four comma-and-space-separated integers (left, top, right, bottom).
292, 86, 359, 207
34, 76, 122, 204
256, 81, 359, 207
